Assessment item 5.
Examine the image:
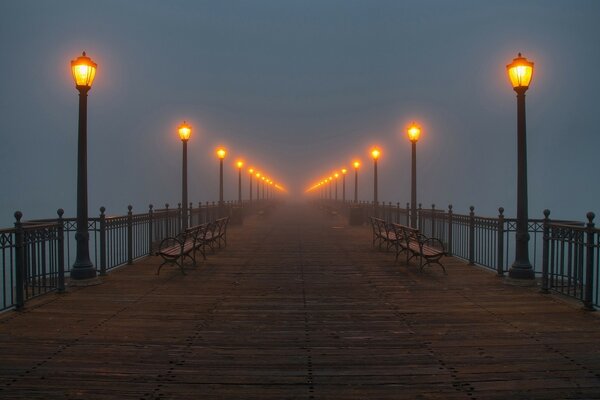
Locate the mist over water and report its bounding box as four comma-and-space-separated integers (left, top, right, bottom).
1, 1, 599, 227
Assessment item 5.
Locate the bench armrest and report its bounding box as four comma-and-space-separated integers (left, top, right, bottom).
420, 236, 446, 253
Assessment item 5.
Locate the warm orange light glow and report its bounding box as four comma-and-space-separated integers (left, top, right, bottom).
178, 121, 191, 141
341, 168, 347, 174
249, 168, 254, 174
216, 148, 226, 159
371, 148, 381, 160
236, 160, 243, 168
71, 51, 97, 89
329, 176, 333, 181
256, 172, 261, 178
262, 176, 266, 181
407, 123, 421, 143
334, 173, 339, 179
507, 53, 534, 90
353, 161, 360, 169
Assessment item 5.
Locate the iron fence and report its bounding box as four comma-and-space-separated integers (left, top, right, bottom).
328, 200, 599, 309
0, 201, 239, 312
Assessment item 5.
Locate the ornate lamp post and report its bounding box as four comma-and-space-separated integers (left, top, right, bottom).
261, 176, 266, 200
371, 149, 381, 213
407, 123, 421, 228
255, 172, 261, 200
216, 148, 226, 206
507, 53, 535, 280
341, 168, 347, 203
328, 176, 333, 200
178, 122, 191, 230
353, 161, 360, 203
70, 51, 97, 280
236, 161, 243, 204
248, 168, 254, 203
334, 172, 339, 201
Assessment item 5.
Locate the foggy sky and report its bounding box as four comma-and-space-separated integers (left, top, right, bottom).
1, 0, 599, 226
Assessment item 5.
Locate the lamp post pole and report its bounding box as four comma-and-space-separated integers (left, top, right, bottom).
334, 174, 338, 201
354, 162, 359, 203
249, 169, 253, 204
507, 53, 535, 280
219, 158, 224, 205
70, 52, 97, 280
342, 169, 347, 203
181, 137, 188, 230
237, 162, 243, 205
407, 124, 421, 228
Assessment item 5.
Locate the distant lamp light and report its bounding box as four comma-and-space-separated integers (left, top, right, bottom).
71, 51, 97, 89
216, 148, 226, 159
407, 123, 421, 143
178, 121, 191, 141
507, 53, 534, 91
353, 161, 360, 169
341, 168, 347, 174
334, 173, 339, 179
236, 160, 243, 168
249, 168, 254, 174
371, 148, 381, 160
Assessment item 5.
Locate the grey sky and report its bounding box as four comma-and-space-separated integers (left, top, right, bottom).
1, 0, 599, 226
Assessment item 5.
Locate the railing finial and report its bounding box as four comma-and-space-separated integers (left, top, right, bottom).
14, 211, 22, 222
57, 208, 64, 217
587, 212, 595, 224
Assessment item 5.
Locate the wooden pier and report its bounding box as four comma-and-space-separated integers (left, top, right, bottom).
1, 204, 600, 399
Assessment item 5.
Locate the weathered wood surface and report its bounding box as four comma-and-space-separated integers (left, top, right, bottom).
1, 204, 600, 399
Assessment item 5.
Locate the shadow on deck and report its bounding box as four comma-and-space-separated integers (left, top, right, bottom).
1, 203, 600, 399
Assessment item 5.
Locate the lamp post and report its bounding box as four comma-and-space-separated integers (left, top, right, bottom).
353, 161, 360, 203
507, 53, 535, 280
371, 149, 380, 214
178, 122, 191, 231
236, 161, 243, 204
261, 176, 266, 200
328, 176, 333, 200
70, 51, 97, 280
216, 148, 226, 207
341, 169, 347, 203
334, 173, 339, 201
248, 168, 254, 203
407, 123, 421, 228
255, 172, 260, 200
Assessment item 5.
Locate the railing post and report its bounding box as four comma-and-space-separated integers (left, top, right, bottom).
541, 209, 550, 293
447, 205, 453, 256
99, 207, 107, 275
148, 204, 154, 256
57, 209, 65, 293
189, 202, 193, 226
431, 204, 436, 238
177, 203, 182, 233
205, 201, 209, 223
406, 202, 410, 226
14, 211, 25, 310
127, 205, 133, 265
469, 206, 475, 265
584, 212, 595, 311
497, 207, 505, 276
418, 203, 423, 231
396, 202, 400, 224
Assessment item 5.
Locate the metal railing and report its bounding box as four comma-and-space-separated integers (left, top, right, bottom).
0, 200, 267, 312
327, 199, 599, 309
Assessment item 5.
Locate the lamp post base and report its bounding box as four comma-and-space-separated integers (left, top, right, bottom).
70, 263, 97, 280
508, 262, 535, 280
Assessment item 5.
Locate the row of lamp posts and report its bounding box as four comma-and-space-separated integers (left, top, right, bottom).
309, 52, 535, 281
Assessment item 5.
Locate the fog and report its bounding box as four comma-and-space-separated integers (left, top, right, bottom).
1, 0, 599, 227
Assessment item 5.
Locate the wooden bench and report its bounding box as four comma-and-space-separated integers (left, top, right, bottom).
369, 217, 398, 250
156, 223, 210, 275
389, 223, 447, 273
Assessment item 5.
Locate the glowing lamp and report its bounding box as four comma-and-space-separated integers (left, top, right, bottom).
507, 53, 534, 91
256, 172, 261, 178
407, 123, 421, 143
353, 161, 360, 169
178, 121, 191, 141
249, 168, 254, 174
334, 173, 339, 178
341, 169, 347, 174
71, 51, 97, 89
236, 161, 243, 168
216, 148, 226, 159
371, 149, 381, 160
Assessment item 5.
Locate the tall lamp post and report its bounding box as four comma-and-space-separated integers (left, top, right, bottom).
353, 161, 360, 203
70, 51, 97, 280
334, 173, 339, 201
236, 161, 243, 204
255, 172, 261, 201
507, 53, 535, 280
216, 148, 226, 207
328, 176, 333, 200
407, 123, 421, 228
178, 122, 191, 230
371, 149, 381, 214
261, 176, 266, 200
341, 169, 347, 203
248, 168, 254, 203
